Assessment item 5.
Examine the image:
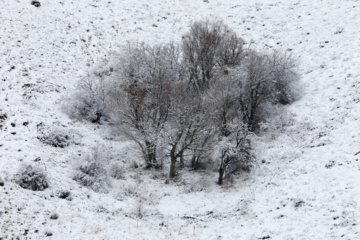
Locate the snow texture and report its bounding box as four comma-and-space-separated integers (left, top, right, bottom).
1, 0, 359, 239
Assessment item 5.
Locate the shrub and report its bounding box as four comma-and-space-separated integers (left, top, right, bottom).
115, 183, 139, 201
38, 127, 80, 148
184, 177, 210, 193
39, 130, 73, 148
268, 51, 300, 105
218, 127, 256, 185
63, 64, 114, 123
73, 148, 111, 193
110, 163, 125, 180
14, 164, 49, 191
56, 190, 72, 201
122, 183, 139, 198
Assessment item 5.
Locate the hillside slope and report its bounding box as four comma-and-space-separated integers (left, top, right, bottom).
1, 0, 359, 239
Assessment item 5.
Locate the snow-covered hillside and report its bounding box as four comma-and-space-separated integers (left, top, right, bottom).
1, 0, 359, 239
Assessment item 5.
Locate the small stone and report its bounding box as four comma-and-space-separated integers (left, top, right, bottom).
57, 191, 71, 200
31, 1, 41, 7
0, 113, 7, 120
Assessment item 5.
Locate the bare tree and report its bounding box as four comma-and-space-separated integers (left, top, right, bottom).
182, 19, 244, 92
206, 69, 241, 136
217, 32, 245, 67
110, 43, 183, 169
237, 51, 273, 131
165, 84, 216, 178
110, 42, 217, 176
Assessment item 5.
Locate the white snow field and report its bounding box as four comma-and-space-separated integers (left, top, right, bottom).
1, 0, 360, 239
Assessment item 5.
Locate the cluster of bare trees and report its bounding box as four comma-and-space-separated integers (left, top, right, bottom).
66, 19, 300, 184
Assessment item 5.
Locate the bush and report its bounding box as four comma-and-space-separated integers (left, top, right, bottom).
73, 148, 111, 193
38, 127, 80, 148
56, 190, 72, 201
184, 177, 210, 193
14, 164, 49, 191
122, 183, 139, 198
63, 64, 114, 123
269, 51, 300, 105
218, 127, 256, 185
110, 163, 125, 180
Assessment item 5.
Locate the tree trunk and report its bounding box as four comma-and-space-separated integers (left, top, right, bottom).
191, 155, 200, 170
145, 140, 158, 169
169, 144, 177, 178
220, 109, 230, 137
169, 158, 176, 178
218, 160, 225, 185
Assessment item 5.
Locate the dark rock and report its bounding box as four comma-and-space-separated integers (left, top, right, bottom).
31, 1, 41, 7
325, 160, 335, 169
0, 113, 7, 120
57, 191, 72, 201
22, 83, 35, 88
259, 236, 271, 239
295, 200, 305, 208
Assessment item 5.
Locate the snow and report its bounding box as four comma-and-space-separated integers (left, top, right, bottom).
1, 0, 360, 239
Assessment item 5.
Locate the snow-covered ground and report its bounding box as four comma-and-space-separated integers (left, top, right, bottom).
1, 0, 359, 239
